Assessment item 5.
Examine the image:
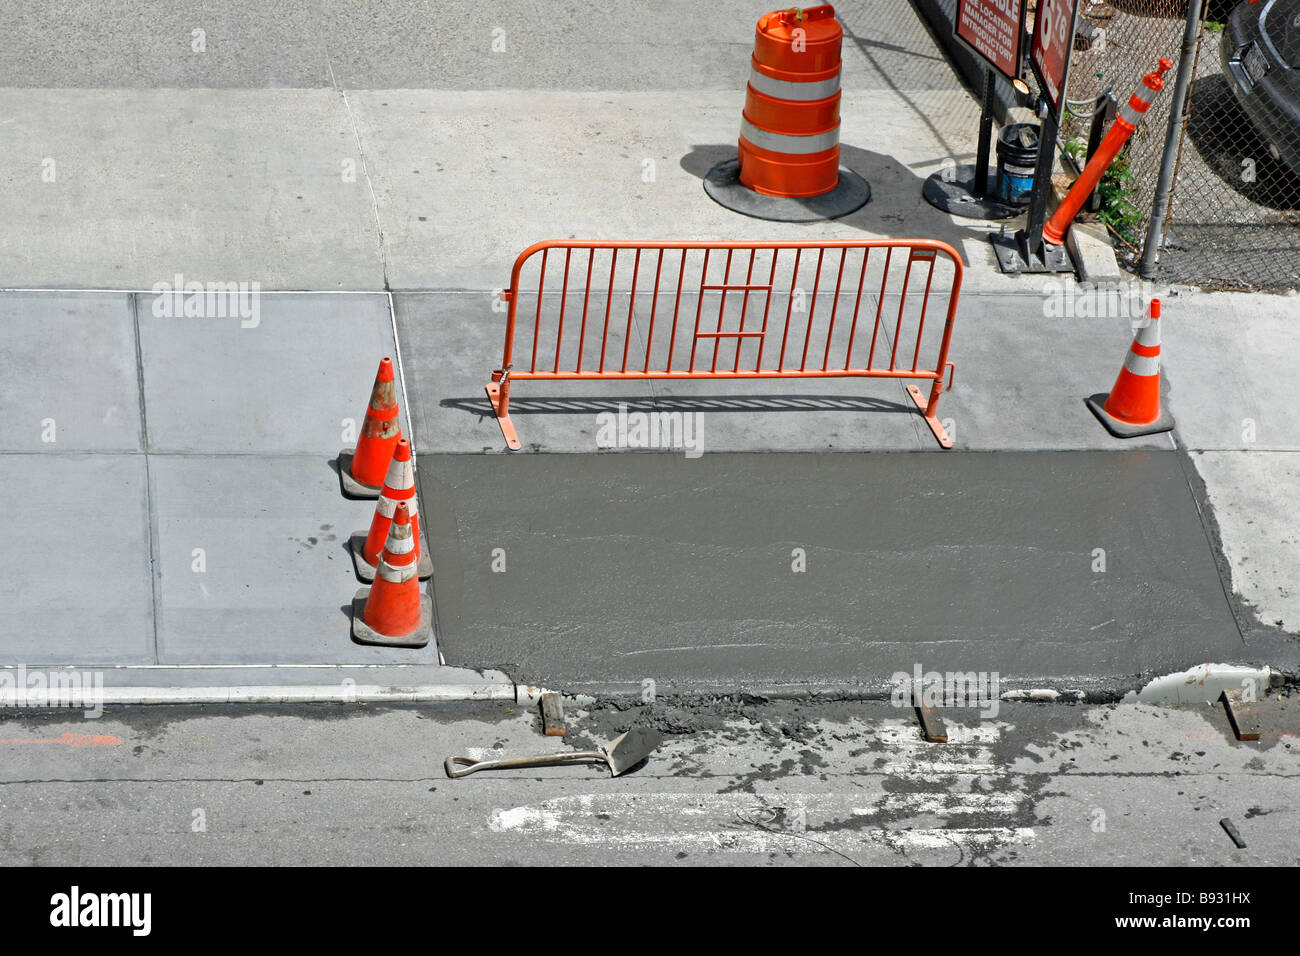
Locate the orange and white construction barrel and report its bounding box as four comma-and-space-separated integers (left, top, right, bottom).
703, 4, 870, 223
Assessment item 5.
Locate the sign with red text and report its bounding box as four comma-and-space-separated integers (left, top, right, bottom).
955, 0, 1026, 80
1031, 0, 1080, 118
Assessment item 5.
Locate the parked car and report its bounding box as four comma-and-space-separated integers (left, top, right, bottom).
1220, 0, 1300, 177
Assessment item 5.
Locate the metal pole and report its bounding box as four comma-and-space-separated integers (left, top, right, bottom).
1085, 91, 1116, 213
1139, 0, 1202, 279
1025, 107, 1060, 256
974, 68, 996, 197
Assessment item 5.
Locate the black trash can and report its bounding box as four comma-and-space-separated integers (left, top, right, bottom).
996, 123, 1040, 207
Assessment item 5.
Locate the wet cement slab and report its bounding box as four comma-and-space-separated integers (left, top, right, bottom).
419, 449, 1244, 696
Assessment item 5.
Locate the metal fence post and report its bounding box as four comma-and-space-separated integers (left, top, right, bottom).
1138, 0, 1203, 279
1085, 91, 1116, 213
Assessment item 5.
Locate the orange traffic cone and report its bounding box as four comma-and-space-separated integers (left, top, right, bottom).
351, 502, 434, 648
349, 438, 433, 582
339, 357, 402, 498
1086, 299, 1174, 438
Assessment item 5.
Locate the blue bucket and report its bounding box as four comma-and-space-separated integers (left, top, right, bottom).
996, 123, 1040, 207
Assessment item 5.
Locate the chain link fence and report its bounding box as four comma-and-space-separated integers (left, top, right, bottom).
1059, 0, 1300, 291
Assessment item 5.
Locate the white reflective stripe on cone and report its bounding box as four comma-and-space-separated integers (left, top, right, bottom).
1123, 351, 1160, 376
1134, 321, 1161, 348
740, 120, 839, 155
375, 495, 396, 518
385, 533, 415, 555
383, 459, 414, 490
747, 67, 840, 102
377, 559, 418, 583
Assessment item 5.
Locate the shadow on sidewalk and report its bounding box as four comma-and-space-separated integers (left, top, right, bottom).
440, 392, 915, 420
679, 143, 990, 253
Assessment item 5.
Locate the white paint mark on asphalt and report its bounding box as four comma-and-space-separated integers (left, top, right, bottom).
484, 791, 1033, 857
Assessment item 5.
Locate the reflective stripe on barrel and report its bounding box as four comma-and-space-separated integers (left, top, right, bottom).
740, 120, 840, 155
747, 66, 841, 102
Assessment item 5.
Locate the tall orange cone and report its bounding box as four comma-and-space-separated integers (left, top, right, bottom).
1086, 299, 1174, 438
351, 502, 433, 648
349, 438, 433, 582
339, 357, 402, 499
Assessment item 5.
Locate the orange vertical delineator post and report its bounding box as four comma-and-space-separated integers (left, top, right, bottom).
351, 502, 434, 648
1086, 298, 1174, 438
1042, 58, 1173, 248
738, 5, 844, 197
350, 438, 433, 582
339, 357, 402, 498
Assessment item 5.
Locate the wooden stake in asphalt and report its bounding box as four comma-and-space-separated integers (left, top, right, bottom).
540, 692, 567, 737
1219, 688, 1262, 742
915, 703, 948, 744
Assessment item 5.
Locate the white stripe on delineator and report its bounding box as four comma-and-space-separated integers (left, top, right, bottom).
740, 119, 839, 155
748, 67, 840, 102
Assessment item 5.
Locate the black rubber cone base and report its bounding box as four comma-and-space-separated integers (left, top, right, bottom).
350, 589, 434, 648
703, 159, 870, 222
922, 165, 1021, 220
1085, 394, 1174, 438
337, 450, 383, 499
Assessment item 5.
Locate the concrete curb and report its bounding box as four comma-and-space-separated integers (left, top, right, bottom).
0, 664, 523, 707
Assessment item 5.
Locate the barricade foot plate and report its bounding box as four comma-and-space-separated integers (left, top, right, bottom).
337, 450, 383, 499
906, 385, 954, 448
1084, 394, 1174, 438
350, 589, 435, 648
485, 383, 521, 450
348, 531, 434, 583
922, 165, 1021, 220
703, 159, 871, 223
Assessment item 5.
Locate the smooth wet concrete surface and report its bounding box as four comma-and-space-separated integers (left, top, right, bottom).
420, 449, 1244, 696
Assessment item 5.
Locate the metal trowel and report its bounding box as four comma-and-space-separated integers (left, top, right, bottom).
444, 728, 663, 779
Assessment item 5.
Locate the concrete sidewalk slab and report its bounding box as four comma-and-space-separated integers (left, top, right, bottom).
0, 2, 331, 89
395, 292, 657, 454
1193, 450, 1300, 635
348, 88, 1024, 292
152, 454, 436, 665
1, 454, 154, 665
396, 288, 930, 453
136, 291, 404, 454
0, 1, 956, 92
2, 80, 1048, 296
0, 89, 384, 290
0, 292, 141, 452
420, 450, 1245, 696
394, 289, 1173, 454
1161, 291, 1300, 452
934, 292, 1173, 452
